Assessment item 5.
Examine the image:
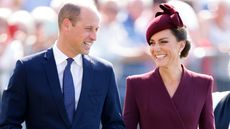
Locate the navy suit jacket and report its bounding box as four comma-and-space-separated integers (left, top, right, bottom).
0, 48, 125, 129
214, 93, 230, 129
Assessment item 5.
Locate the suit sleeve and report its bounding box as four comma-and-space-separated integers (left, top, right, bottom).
199, 76, 216, 129
123, 77, 139, 129
0, 60, 27, 129
214, 92, 230, 129
101, 66, 125, 129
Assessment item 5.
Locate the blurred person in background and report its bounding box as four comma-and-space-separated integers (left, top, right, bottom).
5, 9, 36, 129
198, 0, 230, 91
0, 8, 12, 112
27, 6, 58, 55
90, 0, 127, 77
0, 0, 23, 11
21, 0, 51, 11
123, 3, 215, 129
91, 0, 153, 109
117, 0, 154, 108
122, 0, 145, 43
0, 10, 35, 96
89, 0, 129, 108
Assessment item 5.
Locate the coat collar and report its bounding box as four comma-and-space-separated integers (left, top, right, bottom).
43, 48, 71, 127
43, 49, 94, 127
72, 54, 93, 127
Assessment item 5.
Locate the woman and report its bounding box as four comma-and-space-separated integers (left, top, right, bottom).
123, 3, 215, 129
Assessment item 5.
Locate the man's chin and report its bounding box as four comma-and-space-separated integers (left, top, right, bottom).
81, 51, 90, 55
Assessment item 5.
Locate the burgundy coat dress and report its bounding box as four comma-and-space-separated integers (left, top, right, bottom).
123, 66, 215, 129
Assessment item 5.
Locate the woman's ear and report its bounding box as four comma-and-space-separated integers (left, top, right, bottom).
179, 40, 186, 52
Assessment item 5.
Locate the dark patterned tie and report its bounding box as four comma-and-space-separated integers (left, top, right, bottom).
63, 58, 75, 122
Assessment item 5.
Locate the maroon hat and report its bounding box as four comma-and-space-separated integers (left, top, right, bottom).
146, 3, 184, 44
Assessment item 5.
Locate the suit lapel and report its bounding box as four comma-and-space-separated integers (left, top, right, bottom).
43, 48, 71, 128
72, 55, 93, 127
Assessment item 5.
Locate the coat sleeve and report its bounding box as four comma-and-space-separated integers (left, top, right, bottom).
0, 60, 27, 129
101, 66, 125, 129
123, 77, 139, 129
199, 76, 216, 129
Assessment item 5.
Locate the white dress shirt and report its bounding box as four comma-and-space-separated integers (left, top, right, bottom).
53, 43, 83, 109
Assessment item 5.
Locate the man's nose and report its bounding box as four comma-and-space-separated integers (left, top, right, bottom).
90, 31, 97, 41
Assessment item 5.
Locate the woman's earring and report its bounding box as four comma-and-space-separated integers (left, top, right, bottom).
179, 50, 182, 56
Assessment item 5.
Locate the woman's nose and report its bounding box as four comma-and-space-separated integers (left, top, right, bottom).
152, 43, 161, 51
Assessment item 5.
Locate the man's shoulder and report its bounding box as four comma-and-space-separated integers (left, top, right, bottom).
21, 48, 52, 64
213, 91, 230, 109
83, 55, 113, 68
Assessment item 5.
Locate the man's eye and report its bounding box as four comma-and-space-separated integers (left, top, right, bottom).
85, 28, 92, 30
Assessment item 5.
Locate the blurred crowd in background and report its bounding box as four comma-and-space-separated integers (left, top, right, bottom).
0, 0, 230, 110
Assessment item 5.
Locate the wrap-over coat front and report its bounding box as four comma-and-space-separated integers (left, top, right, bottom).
123, 66, 215, 129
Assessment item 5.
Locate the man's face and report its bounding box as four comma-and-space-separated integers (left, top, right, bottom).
64, 7, 100, 56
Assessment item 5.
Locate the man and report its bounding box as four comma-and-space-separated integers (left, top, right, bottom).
213, 91, 230, 129
0, 1, 125, 129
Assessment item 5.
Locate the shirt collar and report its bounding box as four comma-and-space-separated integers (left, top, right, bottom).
53, 42, 83, 67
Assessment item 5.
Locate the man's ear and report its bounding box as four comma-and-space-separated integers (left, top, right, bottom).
62, 18, 72, 31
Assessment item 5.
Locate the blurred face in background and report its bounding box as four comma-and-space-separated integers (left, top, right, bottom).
100, 0, 118, 24
127, 0, 144, 20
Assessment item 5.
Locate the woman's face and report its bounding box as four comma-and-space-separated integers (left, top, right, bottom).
149, 29, 185, 68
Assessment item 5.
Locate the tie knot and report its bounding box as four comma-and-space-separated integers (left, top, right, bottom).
66, 58, 74, 65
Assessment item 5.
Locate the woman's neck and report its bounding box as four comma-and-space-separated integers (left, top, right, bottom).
159, 64, 183, 84
159, 64, 183, 97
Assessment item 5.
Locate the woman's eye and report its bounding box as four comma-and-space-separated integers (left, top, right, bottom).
160, 40, 168, 44
149, 41, 155, 45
